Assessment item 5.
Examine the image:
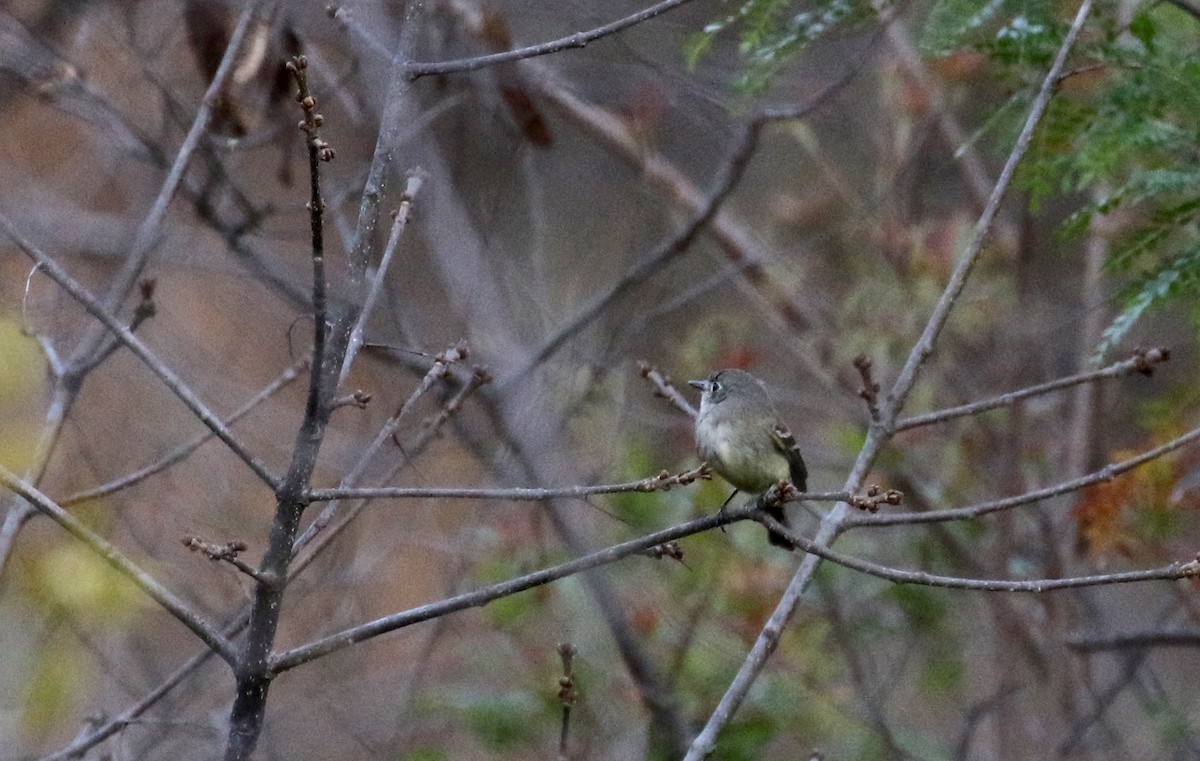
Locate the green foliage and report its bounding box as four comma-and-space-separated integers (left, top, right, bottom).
721, 710, 795, 761
883, 583, 947, 633
685, 0, 879, 95
1095, 246, 1200, 362
938, 1, 1200, 359
689, 0, 1200, 358
461, 692, 542, 752
19, 634, 90, 738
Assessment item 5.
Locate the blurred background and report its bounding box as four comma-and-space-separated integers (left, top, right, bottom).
3, 0, 1200, 759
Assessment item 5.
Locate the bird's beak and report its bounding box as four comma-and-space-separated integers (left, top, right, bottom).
688, 379, 707, 391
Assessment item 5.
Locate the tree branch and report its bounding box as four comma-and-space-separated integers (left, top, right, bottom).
0, 466, 236, 664
1066, 628, 1200, 651
684, 3, 1096, 756
269, 509, 741, 674
0, 216, 279, 488
304, 466, 718, 502
757, 510, 1198, 592
404, 0, 698, 79
61, 358, 307, 505
846, 421, 1200, 528
895, 348, 1169, 431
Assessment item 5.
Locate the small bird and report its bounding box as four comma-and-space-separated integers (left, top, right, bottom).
689, 369, 808, 550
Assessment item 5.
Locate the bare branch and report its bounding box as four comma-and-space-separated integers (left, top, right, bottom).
340, 170, 427, 384
182, 537, 266, 583
846, 421, 1200, 528
269, 508, 741, 674
61, 359, 307, 505
758, 510, 1198, 592
1066, 629, 1200, 651
896, 347, 1170, 431
404, 0, 698, 79
852, 354, 882, 422
225, 55, 344, 761
0, 216, 279, 487
0, 466, 236, 664
305, 465, 713, 502
639, 361, 698, 418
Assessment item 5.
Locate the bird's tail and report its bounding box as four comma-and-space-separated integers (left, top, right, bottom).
763, 502, 796, 551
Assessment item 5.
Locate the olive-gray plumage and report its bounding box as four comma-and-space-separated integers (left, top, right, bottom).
689, 369, 807, 549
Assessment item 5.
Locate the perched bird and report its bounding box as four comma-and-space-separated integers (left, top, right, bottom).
689, 369, 808, 550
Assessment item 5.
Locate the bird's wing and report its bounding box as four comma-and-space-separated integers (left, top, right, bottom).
771, 423, 808, 491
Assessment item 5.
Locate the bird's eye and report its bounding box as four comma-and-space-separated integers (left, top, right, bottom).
711, 381, 722, 393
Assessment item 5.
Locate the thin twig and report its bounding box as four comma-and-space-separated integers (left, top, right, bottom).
1066, 629, 1200, 651
683, 3, 1096, 756
269, 508, 741, 674
557, 642, 578, 760
339, 170, 427, 384
0, 215, 278, 488
756, 511, 1198, 592
404, 0, 698, 79
846, 421, 1200, 528
68, 3, 261, 371
0, 466, 236, 664
304, 466, 714, 502
639, 362, 698, 418
895, 348, 1170, 431
62, 359, 307, 505
182, 537, 268, 583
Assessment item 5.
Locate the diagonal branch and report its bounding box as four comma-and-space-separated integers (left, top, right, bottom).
339, 171, 426, 384
684, 2, 1096, 756
68, 2, 261, 370
846, 421, 1200, 528
269, 508, 741, 674
404, 0, 698, 79
896, 348, 1170, 431
61, 358, 307, 505
0, 466, 236, 664
0, 216, 278, 488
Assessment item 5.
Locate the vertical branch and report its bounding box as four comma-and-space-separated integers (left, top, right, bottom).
339, 170, 427, 385
288, 55, 336, 428
557, 642, 578, 761
222, 54, 337, 761
683, 2, 1095, 757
